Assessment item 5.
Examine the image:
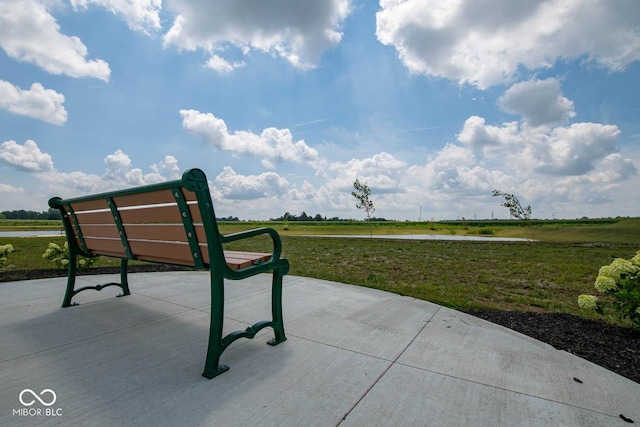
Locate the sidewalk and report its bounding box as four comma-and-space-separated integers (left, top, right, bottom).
1, 272, 638, 426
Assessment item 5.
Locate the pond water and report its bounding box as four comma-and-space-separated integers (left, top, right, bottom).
0, 230, 65, 238
312, 234, 532, 242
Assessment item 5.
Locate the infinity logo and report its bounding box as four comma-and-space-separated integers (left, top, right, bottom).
19, 389, 57, 407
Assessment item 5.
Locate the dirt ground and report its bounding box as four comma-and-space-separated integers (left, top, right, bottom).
2, 266, 638, 385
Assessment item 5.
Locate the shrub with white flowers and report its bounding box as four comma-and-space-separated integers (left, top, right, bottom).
42, 242, 96, 270
0, 243, 13, 267
579, 251, 640, 329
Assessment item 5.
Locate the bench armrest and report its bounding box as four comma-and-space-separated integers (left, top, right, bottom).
220, 227, 283, 261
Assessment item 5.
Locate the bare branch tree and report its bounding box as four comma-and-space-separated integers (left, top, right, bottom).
352, 178, 375, 237
492, 190, 531, 222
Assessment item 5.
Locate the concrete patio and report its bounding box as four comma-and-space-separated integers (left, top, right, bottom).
1, 272, 638, 426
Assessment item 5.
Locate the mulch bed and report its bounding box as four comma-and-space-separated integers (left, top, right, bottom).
0, 265, 190, 282
2, 267, 638, 384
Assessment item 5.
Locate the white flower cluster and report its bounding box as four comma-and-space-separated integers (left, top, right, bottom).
0, 243, 14, 266
579, 250, 640, 328
599, 258, 638, 281
577, 294, 598, 310
592, 253, 640, 294
42, 242, 68, 269
43, 242, 96, 270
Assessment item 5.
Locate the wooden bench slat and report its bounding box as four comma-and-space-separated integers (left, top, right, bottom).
69, 199, 110, 212
83, 237, 127, 257
188, 204, 203, 222
128, 240, 196, 266
112, 189, 178, 208
78, 224, 121, 239
118, 205, 183, 224
224, 251, 272, 270
74, 210, 115, 225
122, 224, 188, 242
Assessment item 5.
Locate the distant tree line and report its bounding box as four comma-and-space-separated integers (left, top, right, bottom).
1, 209, 61, 220
271, 212, 327, 222
270, 212, 387, 222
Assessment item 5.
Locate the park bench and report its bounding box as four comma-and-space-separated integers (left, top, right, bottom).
48, 168, 288, 379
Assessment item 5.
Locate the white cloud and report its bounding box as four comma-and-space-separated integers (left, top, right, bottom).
204, 55, 245, 74
406, 143, 497, 194
212, 166, 290, 200
0, 140, 54, 172
150, 155, 181, 180
596, 153, 638, 183
327, 152, 408, 193
0, 80, 67, 125
31, 149, 184, 203
180, 109, 319, 167
39, 169, 107, 197
458, 80, 625, 177
533, 123, 621, 176
163, 0, 351, 69
0, 0, 110, 81
104, 149, 133, 178
546, 153, 638, 208
2, 141, 178, 189
290, 152, 410, 219
70, 0, 162, 33
0, 182, 27, 212
376, 0, 640, 88
457, 116, 522, 151
0, 183, 24, 193
458, 115, 623, 178
0, 140, 184, 205
498, 78, 575, 128
104, 149, 167, 185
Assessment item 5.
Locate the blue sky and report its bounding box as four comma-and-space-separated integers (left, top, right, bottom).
1, 0, 639, 221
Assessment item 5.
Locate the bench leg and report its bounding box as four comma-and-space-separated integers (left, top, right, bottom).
202, 265, 288, 379
118, 259, 131, 297
202, 275, 230, 379
268, 265, 287, 346
61, 251, 78, 307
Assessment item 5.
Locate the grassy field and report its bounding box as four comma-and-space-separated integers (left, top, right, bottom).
1, 218, 639, 326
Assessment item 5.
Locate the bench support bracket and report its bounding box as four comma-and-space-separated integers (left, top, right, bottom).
202, 262, 288, 379
61, 258, 131, 307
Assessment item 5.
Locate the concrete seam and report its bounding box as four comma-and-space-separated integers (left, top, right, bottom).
335, 305, 442, 426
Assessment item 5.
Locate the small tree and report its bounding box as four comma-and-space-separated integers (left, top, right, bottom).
492, 190, 531, 222
352, 178, 375, 237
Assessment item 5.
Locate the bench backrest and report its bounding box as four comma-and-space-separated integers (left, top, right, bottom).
49, 168, 229, 270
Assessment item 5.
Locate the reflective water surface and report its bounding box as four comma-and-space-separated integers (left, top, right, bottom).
0, 231, 65, 237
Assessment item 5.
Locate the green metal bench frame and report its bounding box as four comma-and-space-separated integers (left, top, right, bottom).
48, 168, 288, 379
